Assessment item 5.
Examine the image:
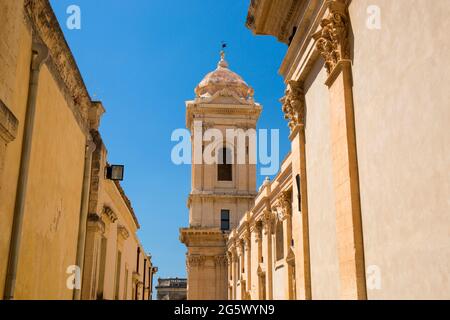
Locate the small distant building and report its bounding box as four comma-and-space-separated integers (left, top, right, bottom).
156, 278, 187, 300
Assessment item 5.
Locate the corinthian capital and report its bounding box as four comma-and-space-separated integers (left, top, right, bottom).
313, 2, 350, 75
186, 255, 206, 269
261, 210, 276, 235
273, 190, 292, 222
281, 80, 305, 132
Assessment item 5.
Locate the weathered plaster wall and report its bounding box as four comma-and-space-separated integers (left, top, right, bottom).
304, 59, 340, 300
349, 0, 450, 299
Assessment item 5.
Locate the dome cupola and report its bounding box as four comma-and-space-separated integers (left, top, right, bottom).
195, 51, 254, 101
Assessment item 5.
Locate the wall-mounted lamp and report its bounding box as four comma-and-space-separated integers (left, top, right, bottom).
106, 165, 124, 181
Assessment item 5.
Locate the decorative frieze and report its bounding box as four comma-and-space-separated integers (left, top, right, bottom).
313, 4, 350, 75
280, 81, 305, 132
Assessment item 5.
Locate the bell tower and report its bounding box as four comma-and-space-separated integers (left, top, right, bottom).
180, 51, 262, 300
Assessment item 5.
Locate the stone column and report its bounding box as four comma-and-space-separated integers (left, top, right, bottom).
81, 213, 105, 300
231, 249, 238, 300
314, 1, 366, 300
186, 255, 206, 300
226, 252, 232, 300
274, 190, 295, 300
243, 231, 251, 299
236, 240, 244, 299
214, 255, 227, 300
282, 80, 312, 300
262, 210, 274, 300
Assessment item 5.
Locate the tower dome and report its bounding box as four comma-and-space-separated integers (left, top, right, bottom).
195, 51, 254, 100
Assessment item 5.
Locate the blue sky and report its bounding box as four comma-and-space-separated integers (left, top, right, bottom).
50, 0, 289, 280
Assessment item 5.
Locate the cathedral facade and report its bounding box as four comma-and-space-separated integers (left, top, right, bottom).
183, 0, 450, 300
225, 0, 450, 300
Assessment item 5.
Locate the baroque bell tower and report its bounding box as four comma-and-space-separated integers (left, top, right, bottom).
180, 51, 262, 300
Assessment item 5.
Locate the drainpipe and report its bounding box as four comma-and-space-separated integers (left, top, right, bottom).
3, 41, 48, 300
73, 137, 96, 300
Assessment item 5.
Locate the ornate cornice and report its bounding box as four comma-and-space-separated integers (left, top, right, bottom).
313, 3, 350, 75
281, 81, 305, 132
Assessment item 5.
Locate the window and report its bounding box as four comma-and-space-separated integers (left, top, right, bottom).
221, 209, 230, 231
276, 222, 284, 261
218, 148, 232, 181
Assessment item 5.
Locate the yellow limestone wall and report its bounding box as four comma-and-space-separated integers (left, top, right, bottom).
0, 0, 30, 299
304, 59, 340, 300
0, 0, 87, 299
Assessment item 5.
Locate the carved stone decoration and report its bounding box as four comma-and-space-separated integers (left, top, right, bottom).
280, 81, 305, 132
250, 220, 263, 243
314, 5, 350, 75
102, 206, 118, 223
87, 213, 105, 234
0, 99, 18, 144
117, 224, 130, 240
272, 190, 292, 222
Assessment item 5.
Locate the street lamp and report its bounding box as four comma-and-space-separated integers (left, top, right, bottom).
106, 164, 124, 181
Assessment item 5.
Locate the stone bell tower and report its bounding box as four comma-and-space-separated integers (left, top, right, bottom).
180, 51, 262, 300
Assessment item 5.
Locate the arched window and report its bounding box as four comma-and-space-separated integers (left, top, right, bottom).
218, 147, 232, 181
276, 222, 284, 261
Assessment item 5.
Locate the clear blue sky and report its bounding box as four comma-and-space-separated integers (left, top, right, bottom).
50, 0, 289, 280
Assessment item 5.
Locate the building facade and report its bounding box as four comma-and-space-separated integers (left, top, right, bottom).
156, 278, 187, 300
180, 53, 262, 300
0, 0, 154, 300
225, 0, 450, 300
